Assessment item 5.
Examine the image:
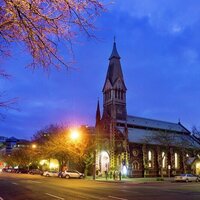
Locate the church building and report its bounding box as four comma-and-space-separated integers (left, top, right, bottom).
95, 42, 200, 178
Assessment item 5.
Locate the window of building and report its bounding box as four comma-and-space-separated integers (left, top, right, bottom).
175, 153, 178, 169
148, 150, 152, 168
132, 161, 139, 170
162, 152, 166, 168
118, 89, 120, 99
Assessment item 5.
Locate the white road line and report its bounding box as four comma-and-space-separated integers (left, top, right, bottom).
0, 197, 4, 200
11, 182, 18, 185
28, 180, 42, 184
108, 196, 128, 200
45, 193, 65, 200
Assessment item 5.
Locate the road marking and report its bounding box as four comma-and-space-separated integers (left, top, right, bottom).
45, 193, 65, 200
28, 180, 42, 184
108, 196, 128, 200
0, 197, 4, 200
11, 182, 18, 185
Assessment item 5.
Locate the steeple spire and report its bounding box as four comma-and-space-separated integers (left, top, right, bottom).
104, 41, 125, 86
109, 39, 120, 60
95, 99, 101, 127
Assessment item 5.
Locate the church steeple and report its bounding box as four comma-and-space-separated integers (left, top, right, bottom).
109, 41, 121, 60
95, 99, 101, 127
104, 41, 126, 89
102, 41, 127, 120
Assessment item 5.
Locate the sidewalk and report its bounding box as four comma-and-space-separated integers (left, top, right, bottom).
85, 176, 174, 184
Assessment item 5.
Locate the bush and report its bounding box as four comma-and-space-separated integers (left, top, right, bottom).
156, 177, 164, 181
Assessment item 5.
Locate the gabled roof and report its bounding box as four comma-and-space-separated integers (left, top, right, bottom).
125, 115, 189, 134
117, 126, 200, 148
116, 115, 200, 148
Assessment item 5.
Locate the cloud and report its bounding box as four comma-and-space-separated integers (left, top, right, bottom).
115, 0, 200, 34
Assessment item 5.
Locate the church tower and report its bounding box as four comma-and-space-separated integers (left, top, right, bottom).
102, 41, 127, 121
99, 41, 128, 171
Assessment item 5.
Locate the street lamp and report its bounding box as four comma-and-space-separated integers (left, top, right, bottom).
70, 129, 80, 141
31, 144, 37, 149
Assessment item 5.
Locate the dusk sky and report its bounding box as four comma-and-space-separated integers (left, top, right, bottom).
1, 0, 200, 139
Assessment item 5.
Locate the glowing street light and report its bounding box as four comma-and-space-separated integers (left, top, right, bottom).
70, 129, 80, 141
32, 144, 37, 149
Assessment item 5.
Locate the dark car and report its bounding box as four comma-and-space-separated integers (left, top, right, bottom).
16, 169, 29, 174
29, 169, 43, 175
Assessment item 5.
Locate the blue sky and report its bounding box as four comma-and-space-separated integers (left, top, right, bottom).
1, 0, 200, 139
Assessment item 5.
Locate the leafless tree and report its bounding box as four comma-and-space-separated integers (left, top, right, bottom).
0, 0, 105, 115
0, 0, 105, 69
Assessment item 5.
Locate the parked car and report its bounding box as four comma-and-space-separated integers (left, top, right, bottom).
43, 170, 59, 177
61, 170, 84, 179
174, 174, 199, 182
29, 169, 43, 175
16, 169, 29, 174
5, 168, 13, 173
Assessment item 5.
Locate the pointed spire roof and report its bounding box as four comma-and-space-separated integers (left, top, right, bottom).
109, 42, 121, 60
103, 41, 126, 90
95, 99, 101, 127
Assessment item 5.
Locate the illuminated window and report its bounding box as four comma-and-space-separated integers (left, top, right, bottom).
162, 152, 166, 168
175, 153, 178, 169
148, 150, 152, 168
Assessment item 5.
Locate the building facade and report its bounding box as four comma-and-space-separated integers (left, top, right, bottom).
95, 42, 200, 177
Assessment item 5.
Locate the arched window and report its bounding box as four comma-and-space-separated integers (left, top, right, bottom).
175, 153, 179, 169
118, 89, 120, 99
115, 89, 117, 98
119, 90, 122, 100
162, 152, 166, 168
148, 150, 152, 168
132, 161, 139, 170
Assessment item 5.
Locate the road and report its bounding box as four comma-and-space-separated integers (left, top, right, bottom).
0, 173, 200, 200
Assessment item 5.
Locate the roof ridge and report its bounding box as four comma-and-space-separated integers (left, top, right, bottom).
127, 115, 180, 126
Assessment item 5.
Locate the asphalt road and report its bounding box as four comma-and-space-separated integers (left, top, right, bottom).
0, 173, 200, 200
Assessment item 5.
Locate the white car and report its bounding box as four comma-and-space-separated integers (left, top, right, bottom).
43, 170, 59, 177
62, 170, 84, 179
174, 174, 199, 182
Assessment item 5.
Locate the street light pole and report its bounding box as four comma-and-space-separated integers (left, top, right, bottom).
93, 149, 96, 180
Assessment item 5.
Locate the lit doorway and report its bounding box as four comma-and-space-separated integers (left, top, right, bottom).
196, 162, 200, 175
99, 151, 110, 173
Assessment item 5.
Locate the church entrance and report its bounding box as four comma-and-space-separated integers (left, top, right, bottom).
98, 151, 110, 174
196, 162, 200, 175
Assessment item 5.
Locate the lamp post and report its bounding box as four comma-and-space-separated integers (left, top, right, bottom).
93, 149, 96, 180
68, 128, 81, 170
